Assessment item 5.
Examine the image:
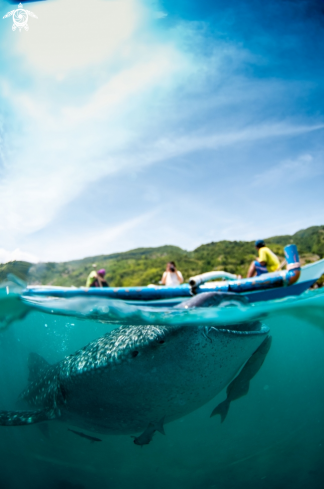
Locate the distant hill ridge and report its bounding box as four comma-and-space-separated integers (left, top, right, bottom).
1, 225, 323, 287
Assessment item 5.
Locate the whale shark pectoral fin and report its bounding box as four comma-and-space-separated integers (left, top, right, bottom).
0, 408, 56, 426
210, 335, 272, 423
28, 352, 51, 383
210, 399, 230, 423
154, 416, 166, 435
229, 379, 250, 401
226, 334, 272, 400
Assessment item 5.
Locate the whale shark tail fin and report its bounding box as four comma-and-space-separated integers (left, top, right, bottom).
154, 417, 166, 435
210, 399, 230, 423
0, 408, 56, 426
28, 353, 51, 383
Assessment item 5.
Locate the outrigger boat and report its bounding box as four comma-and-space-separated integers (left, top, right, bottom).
22, 245, 324, 307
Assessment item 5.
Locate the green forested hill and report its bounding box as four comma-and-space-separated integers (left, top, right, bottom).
1, 225, 323, 287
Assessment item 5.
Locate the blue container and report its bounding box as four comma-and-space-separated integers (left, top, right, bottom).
284, 244, 300, 267
284, 244, 301, 285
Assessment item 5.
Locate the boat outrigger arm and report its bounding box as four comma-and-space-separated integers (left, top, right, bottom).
189, 271, 239, 286
23, 245, 324, 305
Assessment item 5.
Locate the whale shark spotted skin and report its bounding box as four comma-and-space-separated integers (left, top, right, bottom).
0, 322, 269, 435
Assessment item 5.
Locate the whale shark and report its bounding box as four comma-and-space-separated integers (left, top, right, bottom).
0, 318, 269, 437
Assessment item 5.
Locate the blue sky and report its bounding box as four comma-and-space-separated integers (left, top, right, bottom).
0, 0, 323, 262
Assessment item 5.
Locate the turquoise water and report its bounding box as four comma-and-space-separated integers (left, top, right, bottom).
0, 287, 324, 488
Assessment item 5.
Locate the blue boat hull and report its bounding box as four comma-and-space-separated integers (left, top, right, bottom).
23, 259, 324, 306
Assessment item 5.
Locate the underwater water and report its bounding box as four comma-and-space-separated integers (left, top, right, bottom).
0, 287, 324, 489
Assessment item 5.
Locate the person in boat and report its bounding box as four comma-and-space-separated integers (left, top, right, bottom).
86, 268, 109, 288
247, 240, 280, 277
161, 261, 184, 286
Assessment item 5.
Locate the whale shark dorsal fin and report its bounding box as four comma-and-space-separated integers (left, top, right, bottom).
28, 353, 51, 383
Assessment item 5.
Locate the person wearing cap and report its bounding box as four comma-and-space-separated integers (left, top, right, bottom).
247, 240, 280, 278
86, 268, 109, 288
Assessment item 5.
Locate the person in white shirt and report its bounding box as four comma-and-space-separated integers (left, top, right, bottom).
161, 261, 184, 287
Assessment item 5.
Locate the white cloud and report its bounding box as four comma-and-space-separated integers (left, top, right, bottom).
0, 248, 39, 264
252, 153, 324, 187
33, 211, 156, 262
0, 109, 321, 244
112, 123, 324, 174
62, 47, 185, 123
154, 11, 168, 19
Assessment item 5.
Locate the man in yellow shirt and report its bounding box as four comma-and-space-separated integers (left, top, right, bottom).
247, 240, 280, 277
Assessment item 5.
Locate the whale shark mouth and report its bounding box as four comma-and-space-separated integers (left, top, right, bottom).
211, 322, 269, 335
202, 322, 269, 345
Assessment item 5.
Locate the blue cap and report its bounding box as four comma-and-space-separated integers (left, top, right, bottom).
255, 239, 265, 247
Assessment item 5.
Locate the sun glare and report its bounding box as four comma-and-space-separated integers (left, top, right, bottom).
14, 0, 142, 74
